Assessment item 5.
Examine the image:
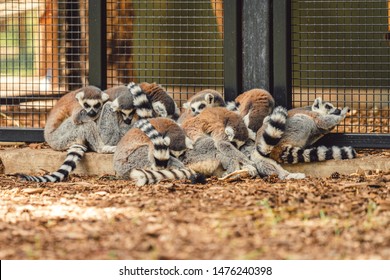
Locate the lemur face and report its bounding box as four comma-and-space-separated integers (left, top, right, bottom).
111, 95, 135, 125
190, 101, 207, 115
76, 88, 109, 119
312, 98, 341, 115
120, 110, 135, 124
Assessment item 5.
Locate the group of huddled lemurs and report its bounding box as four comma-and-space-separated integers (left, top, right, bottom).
17, 82, 357, 186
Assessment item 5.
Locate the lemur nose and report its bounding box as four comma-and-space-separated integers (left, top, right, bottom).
87, 110, 98, 117
124, 118, 132, 125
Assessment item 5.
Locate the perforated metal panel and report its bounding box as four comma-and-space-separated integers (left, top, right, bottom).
291, 0, 390, 135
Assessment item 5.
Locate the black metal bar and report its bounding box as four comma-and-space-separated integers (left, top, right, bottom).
0, 94, 65, 106
316, 134, 390, 149
0, 129, 44, 143
223, 0, 242, 101
272, 0, 292, 108
88, 0, 107, 89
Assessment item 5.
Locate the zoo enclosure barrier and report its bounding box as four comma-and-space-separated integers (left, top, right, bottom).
0, 0, 389, 148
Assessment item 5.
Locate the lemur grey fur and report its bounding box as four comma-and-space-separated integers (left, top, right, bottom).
18, 86, 115, 182
181, 107, 258, 177
114, 117, 205, 186
256, 99, 356, 164
98, 85, 136, 146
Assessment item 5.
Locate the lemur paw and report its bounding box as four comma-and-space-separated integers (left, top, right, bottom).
242, 164, 258, 177
99, 145, 116, 153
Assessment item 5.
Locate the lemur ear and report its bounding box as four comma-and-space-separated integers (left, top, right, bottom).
127, 82, 136, 89
111, 99, 119, 111
185, 137, 194, 149
102, 92, 109, 102
75, 91, 84, 101
182, 102, 189, 109
225, 126, 235, 141
205, 93, 214, 104
312, 97, 322, 109
163, 136, 171, 146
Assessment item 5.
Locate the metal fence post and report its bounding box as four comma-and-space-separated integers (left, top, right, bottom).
223, 0, 242, 101
89, 0, 107, 90
242, 0, 271, 92
272, 0, 291, 108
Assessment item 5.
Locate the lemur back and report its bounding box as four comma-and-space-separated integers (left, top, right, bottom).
139, 82, 180, 119
182, 107, 248, 147
114, 118, 204, 186
181, 107, 258, 178
233, 88, 275, 140
19, 86, 115, 182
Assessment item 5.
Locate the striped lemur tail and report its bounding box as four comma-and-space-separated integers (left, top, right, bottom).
127, 82, 154, 118
134, 118, 170, 168
129, 168, 206, 187
280, 145, 357, 164
131, 118, 206, 186
256, 106, 288, 157
18, 144, 88, 182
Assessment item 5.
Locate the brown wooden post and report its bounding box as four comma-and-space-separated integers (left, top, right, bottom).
211, 0, 224, 38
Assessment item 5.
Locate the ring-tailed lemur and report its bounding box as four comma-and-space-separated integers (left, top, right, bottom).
181, 107, 258, 177
228, 88, 275, 140
18, 86, 115, 182
114, 117, 205, 186
177, 89, 225, 124
105, 84, 135, 125
98, 85, 135, 146
288, 97, 341, 117
98, 83, 156, 146
179, 106, 303, 180
139, 82, 180, 120
255, 99, 356, 164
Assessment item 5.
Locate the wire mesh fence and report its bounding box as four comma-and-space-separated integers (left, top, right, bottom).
106, 0, 224, 106
0, 0, 223, 134
0, 0, 88, 129
291, 0, 390, 135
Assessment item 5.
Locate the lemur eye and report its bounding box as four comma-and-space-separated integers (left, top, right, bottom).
198, 103, 206, 110
83, 102, 91, 109
191, 107, 196, 112
325, 104, 332, 110
120, 111, 126, 116
93, 103, 101, 109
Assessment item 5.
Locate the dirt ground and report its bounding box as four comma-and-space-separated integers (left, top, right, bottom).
0, 149, 389, 260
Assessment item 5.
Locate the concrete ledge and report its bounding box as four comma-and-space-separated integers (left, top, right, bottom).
282, 155, 390, 177
0, 147, 389, 178
0, 148, 115, 176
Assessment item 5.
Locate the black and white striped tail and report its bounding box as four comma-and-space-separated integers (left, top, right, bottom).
127, 82, 154, 118
18, 144, 88, 182
129, 167, 206, 186
134, 118, 170, 168
256, 106, 288, 157
281, 145, 357, 164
